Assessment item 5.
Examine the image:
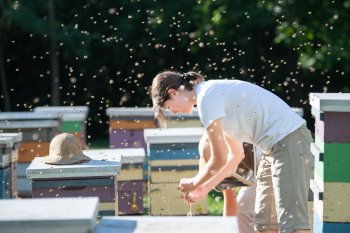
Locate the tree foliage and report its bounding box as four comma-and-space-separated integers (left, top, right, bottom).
0, 0, 349, 141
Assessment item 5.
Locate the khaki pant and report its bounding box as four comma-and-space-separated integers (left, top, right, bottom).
255, 124, 313, 233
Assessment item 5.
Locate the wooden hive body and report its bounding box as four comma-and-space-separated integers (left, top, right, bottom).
144, 127, 207, 216
310, 93, 350, 227
27, 150, 121, 216
0, 197, 99, 233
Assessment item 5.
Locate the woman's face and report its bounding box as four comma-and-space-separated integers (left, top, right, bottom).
163, 89, 194, 115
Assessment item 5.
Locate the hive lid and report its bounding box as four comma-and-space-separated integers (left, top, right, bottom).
291, 107, 304, 117
0, 138, 14, 149
93, 216, 238, 233
310, 93, 350, 112
0, 120, 59, 129
0, 133, 22, 143
60, 113, 87, 122
0, 197, 98, 232
27, 152, 122, 178
83, 148, 145, 164
0, 112, 60, 120
144, 127, 205, 144
34, 106, 89, 114
106, 107, 155, 117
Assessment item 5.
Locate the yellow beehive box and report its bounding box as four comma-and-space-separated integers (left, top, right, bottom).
312, 171, 350, 223
149, 183, 207, 216
149, 159, 199, 183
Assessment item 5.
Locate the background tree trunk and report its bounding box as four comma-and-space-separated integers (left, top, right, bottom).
0, 31, 11, 111
47, 0, 60, 106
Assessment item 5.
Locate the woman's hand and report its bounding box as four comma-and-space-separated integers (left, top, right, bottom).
181, 184, 210, 204
179, 178, 196, 193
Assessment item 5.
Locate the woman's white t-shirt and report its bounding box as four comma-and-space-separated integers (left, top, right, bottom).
195, 80, 305, 154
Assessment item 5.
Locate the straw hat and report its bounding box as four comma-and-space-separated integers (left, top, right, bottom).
42, 133, 91, 165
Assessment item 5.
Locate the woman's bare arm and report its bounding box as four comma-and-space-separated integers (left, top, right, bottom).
192, 118, 229, 187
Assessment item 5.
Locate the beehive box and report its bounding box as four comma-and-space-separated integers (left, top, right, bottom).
34, 106, 89, 148
0, 133, 22, 163
83, 148, 145, 215
0, 197, 99, 233
93, 216, 239, 233
27, 151, 121, 216
163, 107, 203, 128
144, 127, 207, 216
0, 167, 11, 199
17, 163, 31, 196
311, 171, 350, 223
0, 138, 13, 169
107, 107, 155, 154
313, 209, 350, 233
309, 93, 350, 226
0, 137, 14, 199
1, 133, 22, 198
0, 112, 61, 196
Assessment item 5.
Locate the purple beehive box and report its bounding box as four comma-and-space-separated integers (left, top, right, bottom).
117, 181, 143, 215
109, 130, 147, 153
315, 112, 350, 143
27, 150, 122, 215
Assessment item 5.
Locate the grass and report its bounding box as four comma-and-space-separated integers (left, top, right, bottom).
89, 138, 241, 216
142, 188, 240, 216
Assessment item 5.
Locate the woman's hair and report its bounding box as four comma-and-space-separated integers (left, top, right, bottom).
147, 70, 204, 127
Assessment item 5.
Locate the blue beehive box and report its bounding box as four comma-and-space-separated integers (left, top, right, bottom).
143, 127, 205, 180
144, 127, 205, 161
0, 167, 11, 199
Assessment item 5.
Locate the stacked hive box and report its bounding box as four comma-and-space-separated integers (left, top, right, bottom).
93, 216, 239, 233
0, 133, 22, 198
144, 127, 207, 216
0, 112, 60, 196
0, 137, 13, 199
106, 107, 156, 180
163, 107, 203, 128
83, 149, 145, 215
34, 106, 89, 148
309, 93, 350, 232
0, 197, 99, 233
27, 150, 121, 217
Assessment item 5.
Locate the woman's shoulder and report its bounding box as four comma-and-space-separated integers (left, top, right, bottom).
198, 79, 245, 97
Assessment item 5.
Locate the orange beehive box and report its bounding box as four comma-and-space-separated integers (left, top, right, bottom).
18, 142, 51, 163
109, 119, 155, 130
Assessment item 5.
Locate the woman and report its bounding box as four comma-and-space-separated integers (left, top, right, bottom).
149, 71, 313, 233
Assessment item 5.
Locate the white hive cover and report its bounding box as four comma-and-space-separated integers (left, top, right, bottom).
291, 107, 304, 117
93, 216, 238, 233
83, 148, 145, 165
34, 106, 89, 114
0, 112, 60, 120
0, 133, 22, 143
60, 113, 87, 122
310, 93, 350, 112
106, 107, 154, 117
144, 127, 205, 144
0, 120, 59, 129
27, 152, 122, 179
0, 138, 14, 149
0, 197, 98, 233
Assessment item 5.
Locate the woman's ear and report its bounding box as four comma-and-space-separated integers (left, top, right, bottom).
168, 88, 178, 96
